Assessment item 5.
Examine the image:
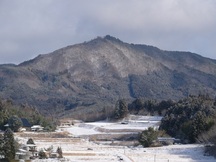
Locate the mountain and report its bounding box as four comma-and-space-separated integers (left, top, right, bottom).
0, 35, 216, 120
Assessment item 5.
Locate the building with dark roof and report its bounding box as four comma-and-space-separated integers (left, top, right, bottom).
21, 118, 32, 130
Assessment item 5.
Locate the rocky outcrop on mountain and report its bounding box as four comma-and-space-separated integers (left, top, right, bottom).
0, 35, 216, 120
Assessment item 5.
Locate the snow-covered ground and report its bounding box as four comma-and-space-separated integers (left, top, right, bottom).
15, 116, 216, 162
60, 115, 162, 136
17, 133, 215, 162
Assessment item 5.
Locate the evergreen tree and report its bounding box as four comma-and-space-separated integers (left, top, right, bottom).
160, 95, 216, 143
0, 136, 3, 156
27, 138, 35, 145
8, 115, 23, 132
139, 127, 158, 147
2, 128, 16, 160
38, 149, 47, 159
0, 100, 9, 130
57, 147, 63, 158
128, 98, 144, 114
114, 99, 128, 119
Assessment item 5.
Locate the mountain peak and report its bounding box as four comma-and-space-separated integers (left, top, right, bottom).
2, 36, 215, 119
104, 35, 122, 42
19, 36, 216, 77
20, 35, 165, 78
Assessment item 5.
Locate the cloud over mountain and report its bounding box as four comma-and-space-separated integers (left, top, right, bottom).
0, 0, 216, 64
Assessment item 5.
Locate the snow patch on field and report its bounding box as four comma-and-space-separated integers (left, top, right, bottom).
63, 126, 99, 136
60, 115, 162, 136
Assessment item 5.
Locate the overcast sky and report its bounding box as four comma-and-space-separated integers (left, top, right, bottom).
0, 0, 216, 64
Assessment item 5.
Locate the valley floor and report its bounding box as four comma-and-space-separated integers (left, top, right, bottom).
16, 133, 215, 162
15, 116, 216, 162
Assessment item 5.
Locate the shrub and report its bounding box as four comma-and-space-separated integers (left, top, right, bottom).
57, 147, 63, 158
38, 149, 47, 159
139, 127, 158, 147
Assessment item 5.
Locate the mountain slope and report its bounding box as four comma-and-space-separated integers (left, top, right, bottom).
0, 35, 216, 120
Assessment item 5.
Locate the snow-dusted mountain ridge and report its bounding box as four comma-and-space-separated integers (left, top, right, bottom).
0, 35, 216, 119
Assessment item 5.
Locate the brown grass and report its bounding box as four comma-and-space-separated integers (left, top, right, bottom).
33, 138, 81, 143
63, 152, 96, 156
16, 131, 70, 138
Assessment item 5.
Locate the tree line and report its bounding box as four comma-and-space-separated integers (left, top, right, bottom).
160, 94, 216, 144
0, 99, 56, 132
114, 95, 216, 151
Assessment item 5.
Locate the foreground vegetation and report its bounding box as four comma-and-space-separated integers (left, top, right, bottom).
0, 128, 18, 161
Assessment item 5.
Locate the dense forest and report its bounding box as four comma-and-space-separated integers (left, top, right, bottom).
127, 95, 216, 148
160, 95, 216, 143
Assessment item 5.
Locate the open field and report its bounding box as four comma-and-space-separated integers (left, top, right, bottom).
16, 132, 216, 162
15, 116, 216, 162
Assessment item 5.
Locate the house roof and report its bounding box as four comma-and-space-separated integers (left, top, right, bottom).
27, 144, 36, 147
21, 118, 32, 127
31, 125, 44, 129
4, 124, 9, 127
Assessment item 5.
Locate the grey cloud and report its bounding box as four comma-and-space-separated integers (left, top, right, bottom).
0, 0, 216, 64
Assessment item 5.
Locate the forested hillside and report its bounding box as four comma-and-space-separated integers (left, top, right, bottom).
0, 36, 216, 119
0, 99, 56, 131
